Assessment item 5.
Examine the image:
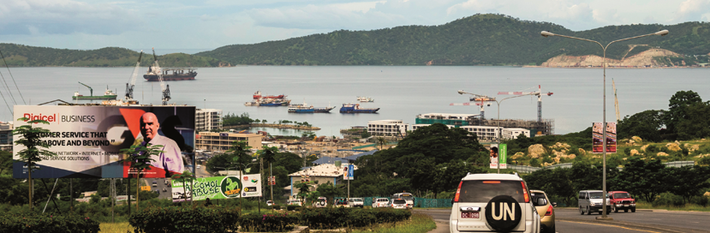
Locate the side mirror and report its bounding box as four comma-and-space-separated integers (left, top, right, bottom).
552, 202, 557, 207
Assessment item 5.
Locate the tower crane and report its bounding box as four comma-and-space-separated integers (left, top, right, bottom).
150, 48, 171, 105
125, 50, 143, 103
453, 90, 496, 121
497, 85, 553, 122
613, 79, 620, 122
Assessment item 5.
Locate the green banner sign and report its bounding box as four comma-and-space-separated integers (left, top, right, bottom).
499, 144, 507, 164
172, 175, 256, 201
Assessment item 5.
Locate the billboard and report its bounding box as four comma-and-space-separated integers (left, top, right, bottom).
343, 164, 354, 180
171, 174, 262, 202
592, 122, 617, 153
13, 105, 195, 178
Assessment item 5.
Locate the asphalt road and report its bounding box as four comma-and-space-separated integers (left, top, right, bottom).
415, 208, 710, 233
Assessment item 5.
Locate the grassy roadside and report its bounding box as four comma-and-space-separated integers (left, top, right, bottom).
350, 213, 436, 233
99, 222, 133, 233
635, 202, 710, 212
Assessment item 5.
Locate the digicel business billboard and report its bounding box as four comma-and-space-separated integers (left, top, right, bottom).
13, 105, 195, 178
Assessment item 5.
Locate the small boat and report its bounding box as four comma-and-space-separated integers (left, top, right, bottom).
72, 82, 118, 100
253, 91, 285, 99
357, 96, 374, 102
339, 103, 379, 113
244, 101, 260, 106
288, 102, 335, 113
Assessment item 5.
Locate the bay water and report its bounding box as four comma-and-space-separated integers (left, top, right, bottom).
4, 66, 708, 137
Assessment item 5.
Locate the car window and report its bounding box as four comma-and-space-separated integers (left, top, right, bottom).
352, 198, 363, 202
613, 193, 630, 199
393, 199, 406, 204
458, 180, 525, 203
589, 192, 603, 199
530, 192, 547, 206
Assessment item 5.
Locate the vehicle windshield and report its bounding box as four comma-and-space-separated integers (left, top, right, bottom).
613, 193, 630, 199
393, 199, 406, 204
458, 180, 525, 203
589, 192, 604, 199
351, 198, 363, 202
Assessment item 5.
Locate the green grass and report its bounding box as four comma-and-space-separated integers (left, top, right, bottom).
349, 213, 436, 233
99, 222, 133, 233
636, 202, 710, 212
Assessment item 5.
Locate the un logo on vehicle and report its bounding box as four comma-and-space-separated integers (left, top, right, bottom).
485, 195, 523, 232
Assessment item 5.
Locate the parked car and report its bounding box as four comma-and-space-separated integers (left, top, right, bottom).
314, 197, 328, 208
152, 181, 158, 187
608, 191, 636, 213
449, 173, 541, 233
578, 190, 611, 215
531, 190, 556, 233
348, 198, 364, 208
266, 200, 274, 206
391, 198, 408, 209
287, 199, 303, 206
372, 198, 390, 208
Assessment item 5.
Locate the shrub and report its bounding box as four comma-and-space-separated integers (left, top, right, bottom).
0, 211, 100, 233
652, 192, 685, 207
272, 204, 281, 210
286, 205, 301, 211
129, 205, 240, 233
300, 207, 411, 229
239, 212, 299, 232
690, 196, 709, 207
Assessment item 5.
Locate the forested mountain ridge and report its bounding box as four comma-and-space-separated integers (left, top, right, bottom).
2, 14, 709, 67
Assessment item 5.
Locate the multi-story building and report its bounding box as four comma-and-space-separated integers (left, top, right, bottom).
415, 113, 478, 126
195, 132, 261, 152
195, 109, 222, 132
460, 125, 502, 142
367, 120, 409, 137
411, 124, 455, 131
502, 128, 530, 140
0, 121, 12, 150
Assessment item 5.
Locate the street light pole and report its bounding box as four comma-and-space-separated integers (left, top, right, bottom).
494, 95, 529, 173
541, 29, 668, 220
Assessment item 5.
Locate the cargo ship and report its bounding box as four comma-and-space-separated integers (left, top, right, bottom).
245, 98, 291, 106
143, 48, 197, 81
339, 103, 379, 113
253, 91, 285, 99
72, 89, 118, 100
288, 103, 335, 113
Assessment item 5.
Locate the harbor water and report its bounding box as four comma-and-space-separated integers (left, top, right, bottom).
4, 66, 709, 137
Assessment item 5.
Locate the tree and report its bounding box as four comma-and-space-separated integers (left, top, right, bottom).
13, 117, 57, 210
665, 90, 703, 138
0, 150, 12, 175
617, 110, 665, 142
316, 182, 344, 204
119, 143, 160, 210
259, 145, 278, 201
171, 170, 195, 203
674, 102, 710, 140
608, 157, 665, 203
376, 137, 388, 150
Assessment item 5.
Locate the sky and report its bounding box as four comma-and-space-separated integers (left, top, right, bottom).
1, 0, 709, 54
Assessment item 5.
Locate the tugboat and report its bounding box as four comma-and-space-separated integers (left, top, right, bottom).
143, 48, 197, 81
339, 103, 379, 113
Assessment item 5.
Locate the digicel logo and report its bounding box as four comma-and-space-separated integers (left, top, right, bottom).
23, 113, 57, 123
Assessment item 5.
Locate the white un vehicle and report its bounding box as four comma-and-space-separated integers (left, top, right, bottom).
391, 192, 414, 209
449, 173, 541, 233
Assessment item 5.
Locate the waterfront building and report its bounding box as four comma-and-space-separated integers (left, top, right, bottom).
195, 132, 261, 152
195, 108, 222, 132
367, 120, 409, 137
415, 113, 478, 127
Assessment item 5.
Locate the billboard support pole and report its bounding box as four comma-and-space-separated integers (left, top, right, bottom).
70, 178, 73, 212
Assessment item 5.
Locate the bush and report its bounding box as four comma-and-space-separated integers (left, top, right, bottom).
300, 207, 411, 229
286, 205, 301, 211
690, 196, 709, 207
272, 204, 281, 210
129, 205, 240, 233
239, 212, 299, 232
0, 211, 100, 233
652, 192, 685, 207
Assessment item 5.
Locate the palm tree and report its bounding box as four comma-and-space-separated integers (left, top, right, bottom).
260, 145, 278, 202
171, 170, 195, 203
119, 143, 160, 210
13, 117, 56, 210
228, 140, 252, 208
376, 137, 388, 150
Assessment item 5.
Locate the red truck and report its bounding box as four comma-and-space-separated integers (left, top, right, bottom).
608, 191, 636, 213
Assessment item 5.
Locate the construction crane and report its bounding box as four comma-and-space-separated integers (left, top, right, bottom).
613, 79, 620, 122
125, 50, 143, 102
78, 81, 93, 96
454, 90, 496, 121
497, 85, 553, 122
150, 48, 171, 105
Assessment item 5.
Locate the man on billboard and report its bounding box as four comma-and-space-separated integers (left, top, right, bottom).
139, 112, 184, 177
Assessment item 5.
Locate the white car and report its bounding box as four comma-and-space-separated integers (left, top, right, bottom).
449, 173, 541, 233
287, 199, 302, 206
372, 198, 389, 208
348, 198, 364, 208
391, 198, 408, 209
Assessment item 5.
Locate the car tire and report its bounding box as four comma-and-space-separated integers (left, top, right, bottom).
586, 206, 591, 215
544, 225, 556, 233
580, 206, 584, 215
631, 207, 636, 213
612, 205, 618, 213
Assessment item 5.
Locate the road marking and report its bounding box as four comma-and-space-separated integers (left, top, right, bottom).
558, 220, 660, 233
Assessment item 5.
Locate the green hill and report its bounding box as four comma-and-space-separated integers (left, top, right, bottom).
1, 14, 709, 67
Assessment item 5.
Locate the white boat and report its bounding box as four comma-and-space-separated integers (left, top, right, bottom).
357, 96, 374, 102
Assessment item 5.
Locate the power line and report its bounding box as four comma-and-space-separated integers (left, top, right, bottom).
0, 70, 17, 105
0, 49, 26, 104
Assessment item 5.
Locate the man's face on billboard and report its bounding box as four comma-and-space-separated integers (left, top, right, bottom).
140, 112, 159, 141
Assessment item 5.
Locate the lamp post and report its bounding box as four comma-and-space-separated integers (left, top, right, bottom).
493, 95, 529, 173
541, 29, 669, 220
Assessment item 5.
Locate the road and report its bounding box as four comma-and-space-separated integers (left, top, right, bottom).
415, 208, 710, 233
